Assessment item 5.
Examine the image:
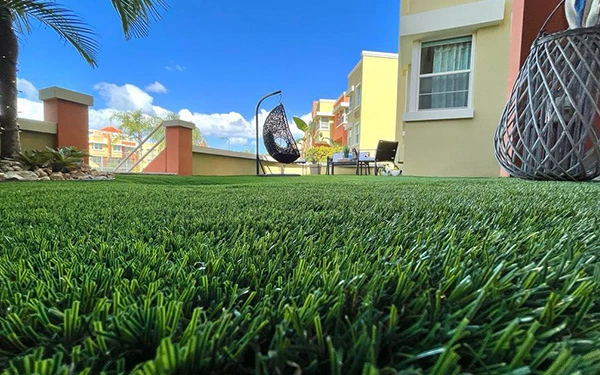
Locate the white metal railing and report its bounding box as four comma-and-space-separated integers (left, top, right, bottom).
113, 122, 165, 173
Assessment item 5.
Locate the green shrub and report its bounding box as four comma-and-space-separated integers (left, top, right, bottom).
12, 150, 53, 171
305, 145, 344, 164
12, 147, 88, 172
45, 146, 89, 172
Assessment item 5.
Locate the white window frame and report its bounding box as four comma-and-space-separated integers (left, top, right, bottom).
404, 34, 476, 122
319, 117, 330, 131
112, 145, 121, 152
354, 122, 360, 145
355, 84, 362, 108
91, 143, 103, 150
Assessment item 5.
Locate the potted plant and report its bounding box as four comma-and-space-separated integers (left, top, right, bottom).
342, 145, 350, 159
305, 147, 322, 175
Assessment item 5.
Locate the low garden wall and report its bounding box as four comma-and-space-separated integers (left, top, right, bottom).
19, 118, 58, 151
192, 146, 307, 176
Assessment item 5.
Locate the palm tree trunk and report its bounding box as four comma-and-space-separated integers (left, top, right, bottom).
0, 8, 21, 158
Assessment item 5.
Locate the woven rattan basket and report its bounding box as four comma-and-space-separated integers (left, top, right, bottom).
495, 2, 600, 181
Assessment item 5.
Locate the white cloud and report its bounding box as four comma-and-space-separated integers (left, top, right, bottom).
16, 80, 310, 144
145, 81, 168, 94
17, 97, 43, 120
94, 82, 156, 114
229, 137, 248, 146
166, 62, 186, 72
88, 108, 118, 130
17, 78, 38, 100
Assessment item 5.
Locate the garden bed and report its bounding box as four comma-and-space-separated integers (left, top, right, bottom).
0, 175, 599, 374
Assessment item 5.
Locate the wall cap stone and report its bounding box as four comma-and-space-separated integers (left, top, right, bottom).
39, 87, 94, 106
18, 118, 58, 134
163, 120, 195, 129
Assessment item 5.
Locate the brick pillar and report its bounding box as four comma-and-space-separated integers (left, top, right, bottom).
164, 120, 194, 176
39, 87, 93, 158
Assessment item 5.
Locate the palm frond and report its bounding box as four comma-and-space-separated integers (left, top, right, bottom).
5, 0, 98, 67
110, 0, 167, 39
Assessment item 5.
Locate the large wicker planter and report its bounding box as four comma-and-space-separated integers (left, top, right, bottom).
495, 25, 600, 181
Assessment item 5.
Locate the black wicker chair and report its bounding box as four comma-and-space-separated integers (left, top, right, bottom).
263, 104, 300, 164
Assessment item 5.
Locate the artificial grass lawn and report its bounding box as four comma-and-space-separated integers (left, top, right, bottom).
1, 175, 599, 374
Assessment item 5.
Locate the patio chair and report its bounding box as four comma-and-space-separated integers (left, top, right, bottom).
364, 140, 399, 175
357, 151, 374, 175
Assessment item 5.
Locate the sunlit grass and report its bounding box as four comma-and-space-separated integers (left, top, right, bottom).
1, 175, 599, 374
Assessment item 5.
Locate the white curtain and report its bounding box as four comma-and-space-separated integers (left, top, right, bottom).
420, 37, 472, 109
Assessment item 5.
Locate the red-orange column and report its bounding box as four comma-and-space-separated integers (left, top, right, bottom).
164, 120, 194, 176
40, 87, 93, 156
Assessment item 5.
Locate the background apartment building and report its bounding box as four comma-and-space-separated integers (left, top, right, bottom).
88, 126, 160, 172
332, 93, 349, 146
347, 51, 399, 153
310, 99, 335, 146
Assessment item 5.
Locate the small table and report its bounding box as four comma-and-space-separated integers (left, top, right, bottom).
326, 158, 360, 175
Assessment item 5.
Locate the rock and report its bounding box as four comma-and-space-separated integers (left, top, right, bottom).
36, 169, 48, 178
12, 165, 22, 171
39, 176, 51, 181
43, 168, 53, 176
0, 173, 4, 182
63, 173, 72, 180
91, 170, 99, 177
49, 172, 64, 181
5, 171, 38, 181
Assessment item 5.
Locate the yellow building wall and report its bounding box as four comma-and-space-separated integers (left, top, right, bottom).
397, 0, 513, 177
361, 56, 398, 152
404, 0, 479, 14
315, 100, 335, 141
348, 63, 363, 148
20, 131, 56, 151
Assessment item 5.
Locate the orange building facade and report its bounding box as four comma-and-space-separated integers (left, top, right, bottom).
332, 93, 350, 145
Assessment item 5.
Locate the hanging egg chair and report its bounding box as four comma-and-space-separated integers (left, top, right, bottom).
262, 103, 301, 164
494, 0, 600, 181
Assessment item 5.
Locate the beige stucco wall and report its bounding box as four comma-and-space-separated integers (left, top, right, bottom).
361, 55, 398, 152
0, 118, 58, 154
21, 131, 56, 151
397, 0, 512, 177
192, 148, 309, 176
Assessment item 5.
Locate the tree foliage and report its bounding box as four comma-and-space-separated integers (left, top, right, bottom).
0, 0, 167, 157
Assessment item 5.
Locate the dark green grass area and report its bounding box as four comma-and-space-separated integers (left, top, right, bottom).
1, 175, 600, 374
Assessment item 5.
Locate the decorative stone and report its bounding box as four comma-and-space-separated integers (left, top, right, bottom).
5, 171, 38, 181
49, 172, 64, 181
39, 176, 51, 181
0, 173, 4, 182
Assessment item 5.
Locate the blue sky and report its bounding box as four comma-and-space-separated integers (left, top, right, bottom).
17, 0, 400, 150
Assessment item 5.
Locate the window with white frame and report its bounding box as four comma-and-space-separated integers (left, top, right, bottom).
356, 85, 362, 107
91, 143, 103, 150
348, 94, 353, 111
416, 36, 473, 111
319, 117, 330, 131
347, 128, 352, 145
354, 123, 360, 145
112, 145, 121, 153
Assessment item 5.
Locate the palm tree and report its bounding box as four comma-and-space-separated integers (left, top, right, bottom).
0, 0, 167, 158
